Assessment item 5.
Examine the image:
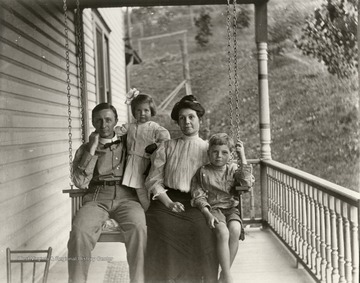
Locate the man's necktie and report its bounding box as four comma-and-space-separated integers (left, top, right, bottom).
104, 140, 121, 149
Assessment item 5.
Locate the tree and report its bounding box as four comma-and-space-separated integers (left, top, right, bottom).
296, 0, 358, 78
194, 8, 213, 47
236, 6, 251, 30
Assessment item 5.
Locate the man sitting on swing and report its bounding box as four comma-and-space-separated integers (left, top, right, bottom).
67, 103, 146, 283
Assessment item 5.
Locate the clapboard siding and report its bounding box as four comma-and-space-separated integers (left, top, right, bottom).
0, 1, 127, 280
0, 162, 73, 204
0, 76, 74, 105
0, 140, 74, 167
0, 93, 81, 117
0, 129, 82, 147
0, 0, 79, 281
0, 4, 76, 58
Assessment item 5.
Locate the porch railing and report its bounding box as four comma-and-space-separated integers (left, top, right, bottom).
262, 159, 360, 283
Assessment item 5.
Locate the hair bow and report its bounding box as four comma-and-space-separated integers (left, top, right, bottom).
125, 88, 140, 105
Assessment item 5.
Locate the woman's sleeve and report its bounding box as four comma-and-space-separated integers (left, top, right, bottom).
145, 141, 167, 198
72, 144, 98, 189
190, 167, 210, 210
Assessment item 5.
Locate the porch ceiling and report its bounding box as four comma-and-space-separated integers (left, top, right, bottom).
40, 0, 266, 9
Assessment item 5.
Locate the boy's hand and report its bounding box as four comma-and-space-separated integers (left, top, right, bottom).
205, 214, 219, 229
235, 140, 247, 165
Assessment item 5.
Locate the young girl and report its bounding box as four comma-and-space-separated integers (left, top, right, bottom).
191, 133, 254, 283
116, 88, 170, 211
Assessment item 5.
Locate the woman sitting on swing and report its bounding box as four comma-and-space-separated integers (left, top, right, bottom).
145, 95, 218, 283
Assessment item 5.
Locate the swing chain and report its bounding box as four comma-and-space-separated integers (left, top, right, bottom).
63, 0, 74, 187
232, 0, 241, 143
226, 0, 234, 139
227, 0, 241, 143
75, 0, 85, 143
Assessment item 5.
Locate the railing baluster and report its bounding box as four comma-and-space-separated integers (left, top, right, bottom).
290, 176, 295, 249
284, 174, 290, 245
294, 179, 301, 256
329, 196, 339, 282
318, 190, 327, 283
336, 199, 346, 283
309, 186, 317, 273
350, 205, 359, 283
290, 176, 296, 250
250, 186, 255, 219
314, 188, 322, 278
267, 168, 272, 225
324, 194, 333, 282
269, 168, 275, 229
269, 168, 275, 228
343, 203, 352, 283
301, 182, 308, 264
272, 169, 276, 228
306, 184, 313, 267
276, 170, 281, 234
280, 171, 284, 238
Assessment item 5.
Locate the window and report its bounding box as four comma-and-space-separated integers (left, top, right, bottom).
93, 10, 111, 104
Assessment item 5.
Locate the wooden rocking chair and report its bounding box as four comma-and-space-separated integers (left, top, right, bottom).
6, 247, 52, 283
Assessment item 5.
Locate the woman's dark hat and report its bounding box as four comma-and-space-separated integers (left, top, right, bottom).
170, 95, 205, 121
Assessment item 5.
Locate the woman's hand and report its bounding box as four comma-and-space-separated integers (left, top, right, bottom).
169, 202, 185, 213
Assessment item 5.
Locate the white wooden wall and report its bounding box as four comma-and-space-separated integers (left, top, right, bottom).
0, 1, 127, 280
83, 7, 128, 131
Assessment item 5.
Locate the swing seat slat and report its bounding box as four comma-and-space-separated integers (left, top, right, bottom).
62, 189, 126, 243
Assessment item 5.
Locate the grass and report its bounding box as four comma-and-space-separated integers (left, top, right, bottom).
130, 5, 359, 192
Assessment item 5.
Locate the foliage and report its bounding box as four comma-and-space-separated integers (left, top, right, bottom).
194, 8, 213, 47
236, 6, 251, 30
268, 4, 309, 54
130, 6, 359, 191
131, 7, 157, 26
131, 7, 175, 34
295, 0, 358, 78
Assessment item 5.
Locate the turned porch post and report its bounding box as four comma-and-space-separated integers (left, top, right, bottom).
255, 1, 271, 223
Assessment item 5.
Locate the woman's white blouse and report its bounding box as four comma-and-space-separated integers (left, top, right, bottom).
145, 135, 209, 197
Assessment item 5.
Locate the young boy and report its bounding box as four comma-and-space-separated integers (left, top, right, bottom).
191, 133, 254, 283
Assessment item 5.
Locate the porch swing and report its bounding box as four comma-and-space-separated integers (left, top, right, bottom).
62, 0, 251, 243
61, 0, 125, 242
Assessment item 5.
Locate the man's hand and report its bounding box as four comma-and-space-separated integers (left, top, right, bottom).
89, 131, 100, 155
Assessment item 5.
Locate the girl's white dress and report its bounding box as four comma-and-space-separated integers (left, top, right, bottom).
120, 121, 170, 189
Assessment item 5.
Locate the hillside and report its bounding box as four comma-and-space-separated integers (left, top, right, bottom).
129, 3, 359, 191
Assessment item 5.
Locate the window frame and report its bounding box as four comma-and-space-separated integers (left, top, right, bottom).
92, 9, 112, 104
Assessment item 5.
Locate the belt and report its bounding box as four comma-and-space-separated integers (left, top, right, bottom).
90, 180, 122, 186
128, 150, 150, 159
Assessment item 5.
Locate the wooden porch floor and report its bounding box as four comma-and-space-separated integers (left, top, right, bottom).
48, 227, 315, 283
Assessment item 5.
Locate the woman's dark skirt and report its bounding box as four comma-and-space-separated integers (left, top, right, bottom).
145, 190, 219, 283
